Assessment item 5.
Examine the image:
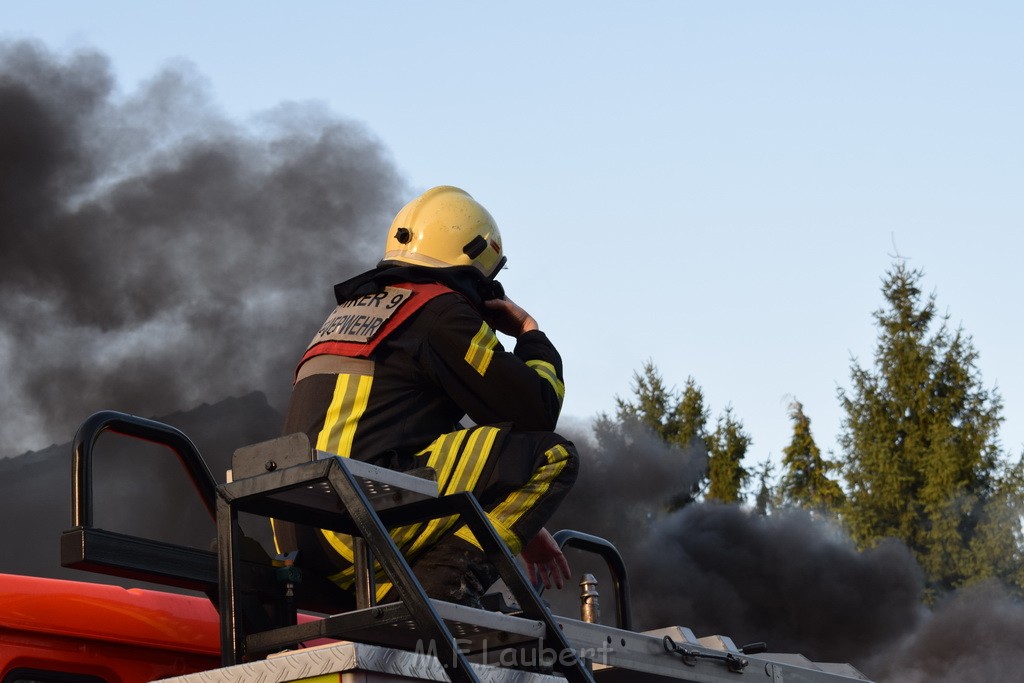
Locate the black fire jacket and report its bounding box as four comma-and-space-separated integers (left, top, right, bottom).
281, 265, 565, 462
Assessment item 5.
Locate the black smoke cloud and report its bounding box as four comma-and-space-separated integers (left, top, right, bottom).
869, 581, 1024, 683
550, 417, 710, 554
633, 506, 923, 664
551, 418, 925, 670
0, 40, 407, 457
552, 419, 1024, 680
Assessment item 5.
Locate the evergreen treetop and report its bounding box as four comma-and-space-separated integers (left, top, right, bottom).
838, 261, 1009, 593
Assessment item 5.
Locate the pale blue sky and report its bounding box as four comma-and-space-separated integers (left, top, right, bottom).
3, 2, 1023, 470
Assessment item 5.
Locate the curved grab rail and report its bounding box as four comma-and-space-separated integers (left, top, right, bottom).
551, 529, 632, 631
71, 410, 218, 528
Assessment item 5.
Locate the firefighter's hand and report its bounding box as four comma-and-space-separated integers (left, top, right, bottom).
482, 297, 539, 337
521, 528, 570, 590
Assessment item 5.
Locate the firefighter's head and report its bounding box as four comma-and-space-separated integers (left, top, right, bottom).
381, 186, 506, 279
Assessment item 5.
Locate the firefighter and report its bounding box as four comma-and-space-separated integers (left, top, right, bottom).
278, 185, 578, 608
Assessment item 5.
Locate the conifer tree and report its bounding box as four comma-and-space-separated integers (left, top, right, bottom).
838, 262, 1010, 592
963, 458, 1024, 589
615, 361, 710, 450
667, 377, 712, 508
779, 400, 844, 512
753, 459, 776, 516
676, 376, 711, 449
615, 361, 684, 445
614, 362, 712, 507
616, 362, 755, 505
705, 406, 750, 503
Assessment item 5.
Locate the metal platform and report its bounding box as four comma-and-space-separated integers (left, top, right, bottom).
217, 434, 597, 683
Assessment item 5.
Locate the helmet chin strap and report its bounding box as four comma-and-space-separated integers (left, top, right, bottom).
485, 256, 508, 281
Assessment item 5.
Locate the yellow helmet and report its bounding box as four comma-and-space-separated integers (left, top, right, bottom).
382, 186, 506, 278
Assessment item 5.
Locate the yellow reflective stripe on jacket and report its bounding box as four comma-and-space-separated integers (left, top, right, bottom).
315, 373, 373, 456
526, 359, 565, 404
314, 371, 374, 567
464, 322, 498, 376
270, 518, 285, 555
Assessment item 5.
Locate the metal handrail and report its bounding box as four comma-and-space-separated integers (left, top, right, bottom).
551, 529, 633, 631
71, 410, 218, 528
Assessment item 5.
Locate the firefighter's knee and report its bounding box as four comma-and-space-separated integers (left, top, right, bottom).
548, 434, 579, 492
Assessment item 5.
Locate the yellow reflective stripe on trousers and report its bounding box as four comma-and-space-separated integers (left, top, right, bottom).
381, 430, 474, 561
404, 426, 498, 558
315, 373, 373, 456
464, 322, 498, 376
322, 530, 356, 564
444, 426, 498, 496
320, 431, 471, 586
464, 443, 573, 554
319, 427, 501, 591
526, 359, 565, 404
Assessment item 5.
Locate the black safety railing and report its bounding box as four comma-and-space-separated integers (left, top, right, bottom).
62, 410, 228, 595
71, 410, 218, 526
551, 529, 633, 631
